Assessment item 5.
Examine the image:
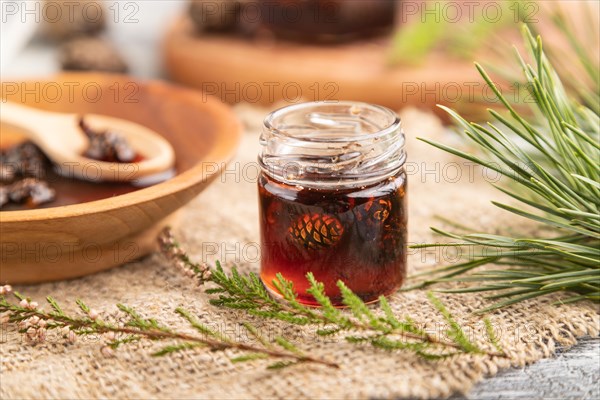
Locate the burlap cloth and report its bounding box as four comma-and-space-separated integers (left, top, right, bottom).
1, 106, 598, 400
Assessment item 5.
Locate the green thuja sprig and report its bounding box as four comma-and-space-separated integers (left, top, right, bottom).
0, 289, 338, 369
158, 228, 506, 360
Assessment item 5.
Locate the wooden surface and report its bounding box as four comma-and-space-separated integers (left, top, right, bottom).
0, 74, 242, 283
455, 337, 600, 400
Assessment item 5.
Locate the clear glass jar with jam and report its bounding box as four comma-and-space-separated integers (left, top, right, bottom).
258, 101, 407, 306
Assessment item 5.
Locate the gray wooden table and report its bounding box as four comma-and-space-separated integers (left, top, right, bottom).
455, 337, 600, 400
2, 3, 599, 398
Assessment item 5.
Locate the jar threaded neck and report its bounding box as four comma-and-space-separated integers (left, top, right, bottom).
259, 101, 406, 189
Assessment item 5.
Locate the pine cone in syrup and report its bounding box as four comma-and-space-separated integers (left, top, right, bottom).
288, 213, 343, 251
355, 198, 391, 223
353, 198, 392, 242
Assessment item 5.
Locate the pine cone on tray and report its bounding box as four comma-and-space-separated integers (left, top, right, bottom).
189, 0, 242, 32
60, 37, 128, 73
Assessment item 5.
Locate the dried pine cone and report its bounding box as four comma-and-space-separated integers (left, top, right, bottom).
260, 0, 396, 43
189, 0, 242, 32
60, 37, 128, 73
288, 213, 343, 250
43, 0, 106, 41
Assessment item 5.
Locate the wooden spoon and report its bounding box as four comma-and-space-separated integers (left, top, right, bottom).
0, 101, 175, 182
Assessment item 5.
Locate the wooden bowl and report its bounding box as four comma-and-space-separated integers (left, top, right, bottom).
0, 73, 241, 284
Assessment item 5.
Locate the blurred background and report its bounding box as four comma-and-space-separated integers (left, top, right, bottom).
1, 0, 598, 119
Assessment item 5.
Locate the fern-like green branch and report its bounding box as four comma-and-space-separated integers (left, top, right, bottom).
158, 228, 506, 360
1, 227, 509, 370
0, 290, 338, 369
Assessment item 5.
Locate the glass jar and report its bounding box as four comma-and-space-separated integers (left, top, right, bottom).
258, 101, 407, 306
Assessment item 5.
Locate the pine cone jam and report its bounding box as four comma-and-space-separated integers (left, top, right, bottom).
259, 102, 407, 306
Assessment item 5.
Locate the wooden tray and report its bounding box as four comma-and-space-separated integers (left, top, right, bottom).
163, 16, 484, 120
163, 2, 590, 120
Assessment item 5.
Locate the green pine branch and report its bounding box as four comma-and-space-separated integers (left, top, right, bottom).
409, 25, 599, 311
387, 0, 526, 66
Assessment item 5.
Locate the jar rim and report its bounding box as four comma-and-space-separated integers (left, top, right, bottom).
263, 101, 401, 143
259, 101, 406, 189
